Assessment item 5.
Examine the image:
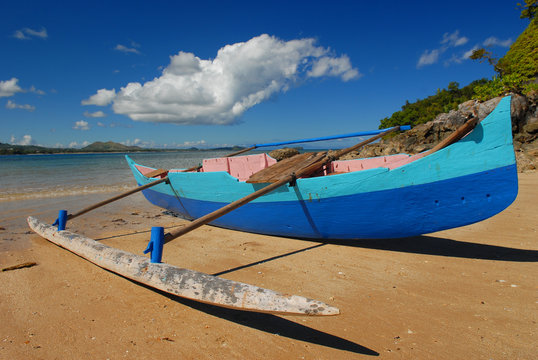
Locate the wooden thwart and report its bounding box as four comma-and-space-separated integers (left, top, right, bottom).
247, 152, 327, 183
144, 168, 169, 179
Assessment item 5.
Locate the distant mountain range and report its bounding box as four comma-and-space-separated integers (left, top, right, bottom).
80, 141, 145, 152
0, 141, 243, 155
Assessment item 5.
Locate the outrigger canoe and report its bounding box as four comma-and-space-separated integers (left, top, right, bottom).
27, 96, 518, 316
127, 96, 518, 240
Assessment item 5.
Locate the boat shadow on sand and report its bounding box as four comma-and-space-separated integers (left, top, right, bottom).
128, 233, 535, 356
94, 230, 536, 355
132, 278, 379, 356
319, 235, 538, 262
96, 231, 378, 355
211, 234, 538, 280
173, 234, 536, 355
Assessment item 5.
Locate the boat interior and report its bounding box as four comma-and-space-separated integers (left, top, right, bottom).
135, 151, 427, 183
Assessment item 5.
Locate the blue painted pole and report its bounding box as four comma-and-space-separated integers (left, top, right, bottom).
253, 125, 411, 148
54, 210, 68, 231
144, 227, 164, 263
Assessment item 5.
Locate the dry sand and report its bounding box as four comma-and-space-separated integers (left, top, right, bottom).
1, 172, 537, 359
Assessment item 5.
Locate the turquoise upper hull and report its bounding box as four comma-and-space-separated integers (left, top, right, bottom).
127, 97, 518, 239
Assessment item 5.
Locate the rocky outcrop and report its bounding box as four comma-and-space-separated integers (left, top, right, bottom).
269, 147, 300, 161
339, 93, 538, 172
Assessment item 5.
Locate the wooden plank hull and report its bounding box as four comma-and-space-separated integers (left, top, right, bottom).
27, 216, 339, 316
127, 96, 518, 240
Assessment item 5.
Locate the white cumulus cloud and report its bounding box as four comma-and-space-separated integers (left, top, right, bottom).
115, 44, 141, 54
441, 30, 468, 47
81, 89, 116, 106
87, 34, 360, 125
13, 27, 48, 40
10, 134, 35, 145
6, 100, 35, 111
178, 140, 207, 147
29, 85, 46, 95
83, 110, 106, 118
0, 78, 24, 97
73, 120, 90, 130
417, 49, 440, 68
418, 30, 471, 68
418, 30, 514, 69
483, 37, 513, 47
68, 141, 90, 148
308, 55, 359, 81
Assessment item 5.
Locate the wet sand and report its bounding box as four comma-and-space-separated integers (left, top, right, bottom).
1, 172, 537, 359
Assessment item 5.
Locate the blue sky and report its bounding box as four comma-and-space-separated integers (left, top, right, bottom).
0, 0, 528, 149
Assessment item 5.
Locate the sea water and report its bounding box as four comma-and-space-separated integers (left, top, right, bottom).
0, 150, 231, 203
0, 151, 232, 250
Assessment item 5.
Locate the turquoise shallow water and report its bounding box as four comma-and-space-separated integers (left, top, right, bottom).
0, 151, 231, 202
0, 150, 232, 251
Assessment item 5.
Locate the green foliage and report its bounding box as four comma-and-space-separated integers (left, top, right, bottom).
518, 0, 537, 19
473, 75, 512, 101
379, 80, 487, 129
496, 19, 538, 79
0, 143, 76, 155
474, 72, 538, 100
379, 2, 537, 130
523, 82, 538, 93
469, 48, 497, 67
472, 18, 538, 101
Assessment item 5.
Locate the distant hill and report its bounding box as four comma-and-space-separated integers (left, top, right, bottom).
0, 141, 145, 155
81, 141, 144, 152
0, 142, 77, 155
0, 141, 246, 155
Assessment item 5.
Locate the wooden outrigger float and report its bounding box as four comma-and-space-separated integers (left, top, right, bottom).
27, 96, 518, 315
27, 217, 338, 315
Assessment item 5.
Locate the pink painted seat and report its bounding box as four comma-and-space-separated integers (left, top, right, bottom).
135, 165, 156, 176
202, 153, 277, 181
385, 152, 428, 169
330, 154, 410, 173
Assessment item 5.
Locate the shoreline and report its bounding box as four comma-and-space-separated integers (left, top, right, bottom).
0, 147, 246, 157
1, 171, 537, 359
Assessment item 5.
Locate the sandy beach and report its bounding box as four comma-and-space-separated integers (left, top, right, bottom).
1, 171, 536, 359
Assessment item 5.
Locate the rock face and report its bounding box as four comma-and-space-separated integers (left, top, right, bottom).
339, 93, 538, 172
269, 147, 300, 161
270, 93, 537, 171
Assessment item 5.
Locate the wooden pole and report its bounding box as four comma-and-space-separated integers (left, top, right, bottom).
332, 125, 402, 159
164, 175, 295, 243
225, 146, 257, 157
67, 177, 168, 220
163, 126, 403, 243
421, 116, 479, 156
65, 146, 261, 221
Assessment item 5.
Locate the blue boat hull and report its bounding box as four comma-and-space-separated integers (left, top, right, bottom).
127, 97, 518, 240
